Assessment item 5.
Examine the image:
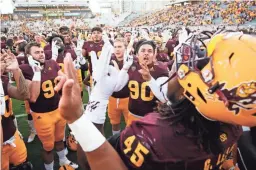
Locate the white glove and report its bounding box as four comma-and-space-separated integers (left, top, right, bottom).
91, 42, 113, 84
79, 56, 86, 65
90, 65, 119, 101
85, 42, 118, 124
178, 27, 193, 45
27, 55, 42, 72
173, 27, 193, 58
102, 31, 110, 44
73, 59, 81, 70
127, 30, 136, 53
75, 48, 82, 58
77, 35, 84, 50
51, 40, 59, 61
141, 29, 150, 40
123, 50, 133, 71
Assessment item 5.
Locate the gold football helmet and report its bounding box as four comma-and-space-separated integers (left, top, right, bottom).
175, 31, 256, 126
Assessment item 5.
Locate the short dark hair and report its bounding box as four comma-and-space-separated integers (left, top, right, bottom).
1, 36, 7, 42
6, 39, 14, 47
135, 39, 156, 55
25, 42, 41, 55
91, 27, 103, 33
59, 26, 70, 33
17, 41, 27, 53
47, 34, 64, 44
124, 31, 132, 35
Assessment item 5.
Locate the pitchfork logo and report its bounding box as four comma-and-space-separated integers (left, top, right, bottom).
220, 81, 256, 114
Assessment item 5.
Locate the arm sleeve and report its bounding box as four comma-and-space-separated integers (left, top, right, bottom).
148, 76, 169, 103
114, 69, 129, 92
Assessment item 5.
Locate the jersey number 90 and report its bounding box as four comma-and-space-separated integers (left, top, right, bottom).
128, 81, 154, 101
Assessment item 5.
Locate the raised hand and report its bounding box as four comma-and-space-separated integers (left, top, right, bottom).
2, 49, 19, 72
138, 63, 151, 81
123, 50, 133, 71
91, 42, 113, 85
58, 55, 82, 124
51, 40, 59, 60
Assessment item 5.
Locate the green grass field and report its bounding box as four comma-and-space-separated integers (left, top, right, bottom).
13, 90, 126, 170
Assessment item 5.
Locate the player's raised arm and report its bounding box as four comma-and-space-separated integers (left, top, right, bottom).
59, 55, 128, 170
2, 50, 30, 100
25, 59, 42, 103
114, 50, 132, 92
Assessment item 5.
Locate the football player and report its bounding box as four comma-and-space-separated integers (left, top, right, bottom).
115, 39, 169, 126
57, 30, 256, 170
124, 31, 132, 47
164, 30, 179, 60
1, 50, 32, 170
19, 42, 78, 170
45, 34, 82, 153
58, 26, 76, 50
152, 36, 169, 62
82, 27, 104, 90
108, 38, 129, 135
15, 42, 37, 143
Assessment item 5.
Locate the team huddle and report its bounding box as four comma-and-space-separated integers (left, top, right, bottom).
1, 24, 256, 170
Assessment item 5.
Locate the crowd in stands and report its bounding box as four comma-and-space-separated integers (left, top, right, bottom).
1, 0, 256, 44
125, 1, 256, 27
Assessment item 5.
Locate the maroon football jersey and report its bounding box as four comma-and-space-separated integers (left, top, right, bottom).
1, 75, 16, 142
17, 56, 28, 65
119, 109, 242, 170
165, 39, 178, 59
43, 43, 51, 51
82, 40, 104, 73
156, 52, 169, 63
44, 48, 77, 71
20, 60, 60, 113
110, 55, 129, 99
128, 61, 168, 117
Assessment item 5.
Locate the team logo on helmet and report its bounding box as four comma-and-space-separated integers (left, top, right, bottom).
220, 81, 256, 114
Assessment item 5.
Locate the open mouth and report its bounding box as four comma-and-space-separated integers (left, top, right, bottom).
143, 56, 149, 62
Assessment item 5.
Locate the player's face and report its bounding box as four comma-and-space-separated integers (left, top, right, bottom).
137, 44, 154, 66
30, 46, 45, 63
34, 35, 41, 43
60, 33, 71, 45
92, 31, 102, 42
114, 41, 125, 59
124, 32, 132, 42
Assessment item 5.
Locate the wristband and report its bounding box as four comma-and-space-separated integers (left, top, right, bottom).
32, 72, 41, 81
68, 113, 106, 152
